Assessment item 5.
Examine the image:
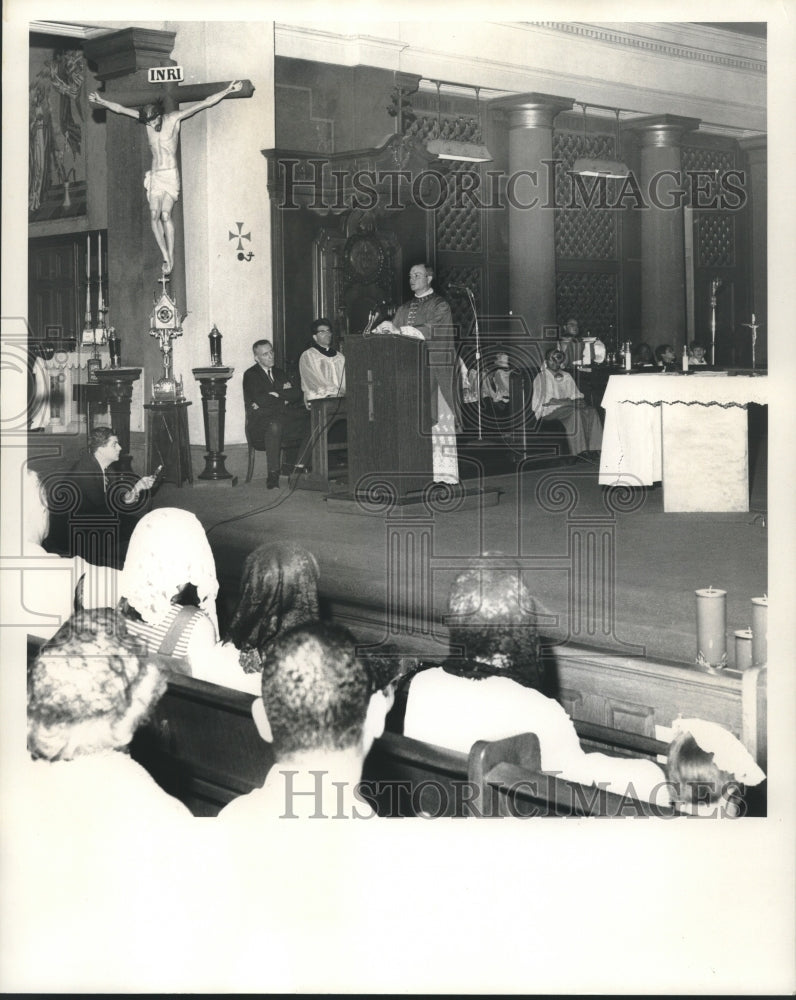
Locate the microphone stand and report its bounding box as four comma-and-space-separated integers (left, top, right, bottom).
462, 287, 483, 441
709, 277, 722, 366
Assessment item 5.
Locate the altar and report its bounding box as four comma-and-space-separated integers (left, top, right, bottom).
598, 372, 768, 512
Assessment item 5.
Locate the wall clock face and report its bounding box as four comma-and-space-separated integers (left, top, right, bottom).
344, 234, 384, 284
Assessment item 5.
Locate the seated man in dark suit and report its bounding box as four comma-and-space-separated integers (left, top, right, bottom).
243, 339, 309, 490
47, 426, 155, 567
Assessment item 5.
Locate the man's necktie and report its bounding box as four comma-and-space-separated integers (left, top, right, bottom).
266, 368, 273, 382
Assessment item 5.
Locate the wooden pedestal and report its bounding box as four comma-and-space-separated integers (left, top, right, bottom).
144, 399, 193, 487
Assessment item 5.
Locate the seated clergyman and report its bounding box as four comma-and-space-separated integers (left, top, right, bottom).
298, 318, 346, 405
530, 348, 603, 456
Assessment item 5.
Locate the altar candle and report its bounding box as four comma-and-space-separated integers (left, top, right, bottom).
86, 234, 90, 280
695, 587, 727, 668
98, 231, 102, 284
734, 628, 753, 670
751, 596, 767, 665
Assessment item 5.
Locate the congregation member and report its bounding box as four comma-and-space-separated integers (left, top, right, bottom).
118, 508, 219, 672
22, 469, 121, 641
402, 561, 671, 803
688, 341, 708, 365
665, 717, 766, 817
530, 347, 603, 456
217, 623, 392, 822
193, 541, 321, 695
48, 426, 157, 565
298, 318, 346, 405
374, 263, 459, 485
26, 607, 191, 820
243, 339, 309, 490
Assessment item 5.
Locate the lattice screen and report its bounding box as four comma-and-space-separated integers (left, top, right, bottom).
553, 130, 619, 260
555, 272, 618, 343
682, 145, 737, 268
408, 114, 483, 254
435, 264, 482, 336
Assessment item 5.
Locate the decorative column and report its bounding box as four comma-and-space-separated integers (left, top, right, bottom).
738, 136, 767, 365
626, 115, 700, 352
491, 93, 574, 336
192, 366, 235, 481
94, 367, 142, 472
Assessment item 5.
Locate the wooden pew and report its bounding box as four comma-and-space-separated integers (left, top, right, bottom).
128, 668, 765, 818
130, 675, 272, 817
467, 732, 679, 818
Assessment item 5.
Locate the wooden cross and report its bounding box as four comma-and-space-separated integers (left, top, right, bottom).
100, 79, 254, 114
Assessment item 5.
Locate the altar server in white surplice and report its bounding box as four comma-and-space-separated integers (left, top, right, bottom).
531, 347, 603, 456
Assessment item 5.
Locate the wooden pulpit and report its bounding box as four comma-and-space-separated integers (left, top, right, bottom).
345, 334, 433, 499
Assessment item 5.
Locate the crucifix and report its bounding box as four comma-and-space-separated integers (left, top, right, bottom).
89, 78, 254, 275
741, 314, 762, 371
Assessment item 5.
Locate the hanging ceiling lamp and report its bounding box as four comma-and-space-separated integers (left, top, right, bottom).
572, 104, 630, 179
426, 83, 493, 163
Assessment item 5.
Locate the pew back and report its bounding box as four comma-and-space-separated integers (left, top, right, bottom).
467, 733, 680, 818
130, 675, 272, 817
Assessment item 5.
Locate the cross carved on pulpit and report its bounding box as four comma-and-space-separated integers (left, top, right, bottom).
89, 78, 254, 275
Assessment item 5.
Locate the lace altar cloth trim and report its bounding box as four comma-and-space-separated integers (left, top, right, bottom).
602, 373, 768, 410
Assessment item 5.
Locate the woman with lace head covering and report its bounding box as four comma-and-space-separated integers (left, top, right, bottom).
403, 557, 592, 781
191, 541, 321, 695
118, 508, 219, 672
665, 717, 766, 817
26, 607, 190, 819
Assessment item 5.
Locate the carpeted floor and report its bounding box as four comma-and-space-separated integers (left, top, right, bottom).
29, 419, 767, 668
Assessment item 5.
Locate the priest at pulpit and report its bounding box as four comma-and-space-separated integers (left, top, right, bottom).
374, 263, 459, 485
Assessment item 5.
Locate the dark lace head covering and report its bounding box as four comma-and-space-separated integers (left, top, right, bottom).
444, 561, 544, 689
225, 542, 320, 671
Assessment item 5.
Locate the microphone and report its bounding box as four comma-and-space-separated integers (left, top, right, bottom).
447, 283, 470, 291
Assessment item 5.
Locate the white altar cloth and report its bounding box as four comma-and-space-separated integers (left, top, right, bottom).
599, 373, 767, 511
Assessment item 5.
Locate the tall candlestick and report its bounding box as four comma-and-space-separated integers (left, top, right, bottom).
695, 586, 727, 669
84, 233, 92, 330
750, 596, 767, 665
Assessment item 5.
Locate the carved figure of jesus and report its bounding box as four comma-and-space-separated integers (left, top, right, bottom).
89, 81, 242, 274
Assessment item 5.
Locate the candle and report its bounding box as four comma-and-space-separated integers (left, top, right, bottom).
734, 628, 753, 670
751, 596, 767, 665
695, 586, 727, 669
86, 234, 90, 280
107, 328, 121, 368
98, 231, 102, 284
